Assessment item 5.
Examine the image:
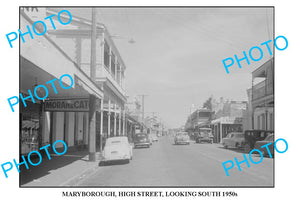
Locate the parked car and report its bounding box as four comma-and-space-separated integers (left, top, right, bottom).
102, 136, 133, 163
174, 132, 190, 145
223, 132, 245, 149
243, 130, 274, 153
254, 133, 275, 157
149, 134, 158, 143
133, 133, 151, 148
195, 128, 214, 143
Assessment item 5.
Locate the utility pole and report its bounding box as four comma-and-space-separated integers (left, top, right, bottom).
88, 8, 97, 161
137, 94, 148, 122
90, 8, 96, 80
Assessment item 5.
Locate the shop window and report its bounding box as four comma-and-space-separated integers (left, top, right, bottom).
21, 102, 41, 155
261, 114, 265, 130
270, 113, 274, 130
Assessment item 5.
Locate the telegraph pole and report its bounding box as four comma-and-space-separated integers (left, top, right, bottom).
88, 8, 97, 161
137, 94, 148, 122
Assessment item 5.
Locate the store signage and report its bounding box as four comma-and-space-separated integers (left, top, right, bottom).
45, 99, 89, 112
234, 117, 243, 124
8, 73, 74, 112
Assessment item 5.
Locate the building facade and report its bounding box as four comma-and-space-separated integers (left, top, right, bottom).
251, 58, 274, 131
20, 8, 127, 161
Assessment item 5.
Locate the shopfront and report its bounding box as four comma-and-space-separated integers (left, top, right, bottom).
20, 100, 42, 155
42, 98, 91, 152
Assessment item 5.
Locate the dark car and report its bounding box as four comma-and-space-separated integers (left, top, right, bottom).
255, 133, 275, 157
195, 128, 214, 144
244, 130, 274, 153
133, 133, 151, 148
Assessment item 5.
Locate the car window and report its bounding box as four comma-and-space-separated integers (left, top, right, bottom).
135, 134, 147, 139
234, 133, 244, 138
264, 134, 274, 141
106, 140, 123, 146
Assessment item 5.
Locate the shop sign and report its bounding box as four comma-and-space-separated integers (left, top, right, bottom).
234, 117, 243, 124
45, 99, 89, 112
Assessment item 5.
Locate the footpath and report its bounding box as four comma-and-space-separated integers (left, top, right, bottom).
20, 150, 101, 187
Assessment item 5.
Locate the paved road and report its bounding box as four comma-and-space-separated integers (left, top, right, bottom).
76, 136, 273, 187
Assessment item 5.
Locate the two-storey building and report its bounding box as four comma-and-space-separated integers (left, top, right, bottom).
251, 58, 274, 131
20, 8, 127, 162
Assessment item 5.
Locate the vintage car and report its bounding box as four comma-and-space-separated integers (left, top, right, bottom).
133, 133, 151, 148
254, 133, 275, 157
195, 128, 214, 143
222, 132, 245, 149
243, 130, 274, 153
174, 132, 190, 145
102, 136, 133, 163
149, 133, 158, 143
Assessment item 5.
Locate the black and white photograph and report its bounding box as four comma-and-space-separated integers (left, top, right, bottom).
19, 7, 274, 187
0, 0, 299, 212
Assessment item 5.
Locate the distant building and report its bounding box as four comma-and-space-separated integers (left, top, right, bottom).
210, 100, 246, 143
185, 108, 214, 131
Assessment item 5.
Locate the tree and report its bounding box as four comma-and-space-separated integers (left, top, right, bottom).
203, 97, 212, 110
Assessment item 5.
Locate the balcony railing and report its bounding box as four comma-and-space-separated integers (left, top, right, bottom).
252, 80, 274, 101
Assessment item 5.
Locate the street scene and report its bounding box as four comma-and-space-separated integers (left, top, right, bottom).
75, 136, 273, 187
19, 7, 274, 187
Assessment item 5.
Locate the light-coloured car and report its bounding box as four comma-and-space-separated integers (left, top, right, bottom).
102, 136, 133, 163
223, 132, 245, 149
149, 134, 158, 143
174, 132, 190, 145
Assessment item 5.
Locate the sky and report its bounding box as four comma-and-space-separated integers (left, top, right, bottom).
66, 7, 273, 128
